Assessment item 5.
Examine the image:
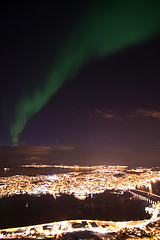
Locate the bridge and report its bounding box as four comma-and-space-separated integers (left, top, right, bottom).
129, 188, 160, 204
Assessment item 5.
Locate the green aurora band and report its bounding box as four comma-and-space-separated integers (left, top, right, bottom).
10, 0, 160, 145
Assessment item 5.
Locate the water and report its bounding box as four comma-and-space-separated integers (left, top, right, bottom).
0, 167, 88, 177
0, 190, 150, 229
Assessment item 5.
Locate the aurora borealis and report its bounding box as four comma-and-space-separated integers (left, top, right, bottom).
9, 0, 160, 146
1, 0, 160, 166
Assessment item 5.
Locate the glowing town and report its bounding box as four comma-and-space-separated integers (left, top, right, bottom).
1, 165, 160, 239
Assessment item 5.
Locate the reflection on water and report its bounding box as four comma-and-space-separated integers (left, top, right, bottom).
152, 181, 160, 196
0, 190, 150, 229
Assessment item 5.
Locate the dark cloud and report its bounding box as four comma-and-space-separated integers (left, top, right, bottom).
128, 109, 160, 120
95, 109, 123, 122
1, 142, 160, 168
0, 146, 52, 166
24, 156, 47, 161
52, 145, 74, 151
14, 146, 52, 155
137, 109, 160, 120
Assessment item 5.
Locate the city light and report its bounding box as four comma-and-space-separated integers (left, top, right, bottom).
1, 165, 160, 238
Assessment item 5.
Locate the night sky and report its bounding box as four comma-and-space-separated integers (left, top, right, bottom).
1, 0, 160, 167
